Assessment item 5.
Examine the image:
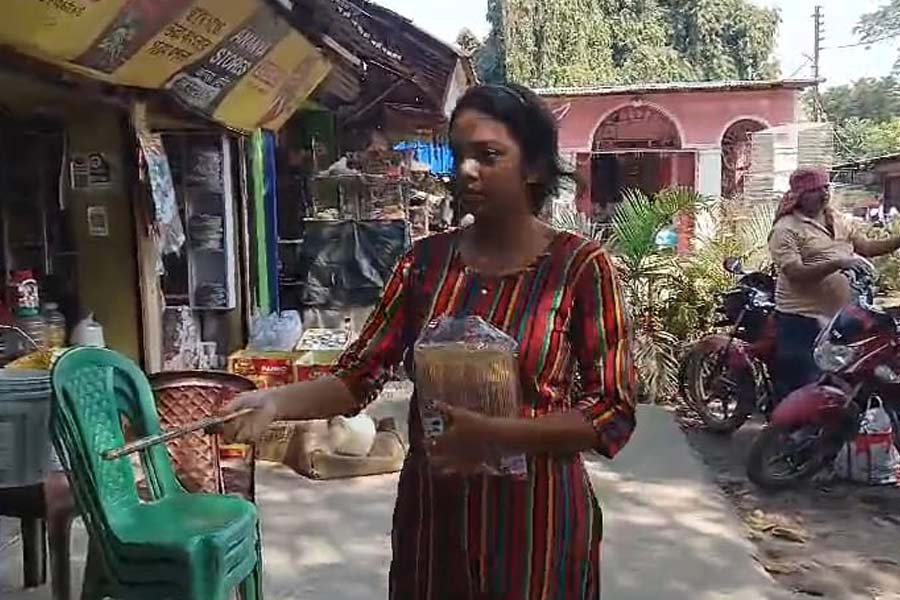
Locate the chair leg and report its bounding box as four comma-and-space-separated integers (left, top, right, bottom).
45, 472, 76, 600
47, 509, 74, 600
237, 563, 262, 600
21, 517, 47, 588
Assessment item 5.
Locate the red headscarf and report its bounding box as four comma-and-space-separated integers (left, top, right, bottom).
773, 168, 831, 224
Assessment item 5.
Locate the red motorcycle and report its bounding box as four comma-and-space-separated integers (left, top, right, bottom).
746, 261, 900, 490
679, 258, 777, 434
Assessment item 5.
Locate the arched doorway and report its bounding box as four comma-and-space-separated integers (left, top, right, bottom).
721, 119, 766, 199
590, 104, 690, 218
593, 104, 682, 151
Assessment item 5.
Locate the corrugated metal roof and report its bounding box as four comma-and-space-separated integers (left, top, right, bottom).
535, 79, 818, 97
292, 0, 474, 109
833, 152, 900, 171
355, 0, 469, 60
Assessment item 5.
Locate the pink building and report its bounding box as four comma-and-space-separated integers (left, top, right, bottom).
538, 79, 816, 216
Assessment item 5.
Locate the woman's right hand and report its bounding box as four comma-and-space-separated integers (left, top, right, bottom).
222, 389, 280, 443
836, 256, 874, 273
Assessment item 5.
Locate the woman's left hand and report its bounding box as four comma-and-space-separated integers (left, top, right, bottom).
428, 403, 496, 474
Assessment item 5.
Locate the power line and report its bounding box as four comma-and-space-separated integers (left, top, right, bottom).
788, 56, 813, 79
811, 94, 868, 164
827, 34, 897, 50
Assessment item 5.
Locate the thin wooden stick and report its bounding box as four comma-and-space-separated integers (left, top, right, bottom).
101, 408, 255, 461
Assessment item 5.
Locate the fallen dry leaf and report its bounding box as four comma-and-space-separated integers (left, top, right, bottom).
770, 526, 809, 544
745, 511, 778, 532
794, 586, 826, 597
761, 561, 800, 575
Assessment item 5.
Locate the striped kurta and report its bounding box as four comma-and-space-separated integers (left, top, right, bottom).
335, 229, 637, 600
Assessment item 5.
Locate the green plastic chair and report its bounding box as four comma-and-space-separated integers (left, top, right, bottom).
49, 347, 263, 600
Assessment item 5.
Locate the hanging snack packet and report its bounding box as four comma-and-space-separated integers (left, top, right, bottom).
414, 315, 527, 478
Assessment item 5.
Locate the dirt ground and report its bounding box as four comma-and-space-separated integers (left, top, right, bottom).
675, 405, 900, 600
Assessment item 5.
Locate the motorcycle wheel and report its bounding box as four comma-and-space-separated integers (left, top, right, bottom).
679, 340, 751, 435
746, 424, 833, 491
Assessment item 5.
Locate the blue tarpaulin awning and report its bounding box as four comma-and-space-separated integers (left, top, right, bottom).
394, 140, 454, 176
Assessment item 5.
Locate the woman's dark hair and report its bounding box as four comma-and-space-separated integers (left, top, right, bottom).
450, 83, 572, 215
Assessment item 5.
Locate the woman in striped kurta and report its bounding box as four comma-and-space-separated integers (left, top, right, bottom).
225, 84, 636, 599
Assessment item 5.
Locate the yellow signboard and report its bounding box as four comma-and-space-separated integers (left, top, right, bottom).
92, 0, 259, 88
0, 0, 331, 131
0, 0, 127, 62
212, 31, 331, 131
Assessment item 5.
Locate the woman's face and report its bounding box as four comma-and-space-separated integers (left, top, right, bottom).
798, 184, 830, 216
450, 108, 536, 223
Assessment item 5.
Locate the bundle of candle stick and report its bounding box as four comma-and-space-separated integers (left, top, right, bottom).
101, 408, 254, 461
414, 316, 526, 477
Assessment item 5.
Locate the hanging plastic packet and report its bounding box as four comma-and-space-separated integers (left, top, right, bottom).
136, 130, 185, 273
414, 315, 527, 478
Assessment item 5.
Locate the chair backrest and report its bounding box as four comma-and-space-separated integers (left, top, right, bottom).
49, 348, 182, 553
148, 371, 256, 496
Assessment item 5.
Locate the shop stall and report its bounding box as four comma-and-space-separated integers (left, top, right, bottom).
278, 137, 452, 323
154, 128, 245, 373
0, 117, 72, 360
0, 63, 146, 366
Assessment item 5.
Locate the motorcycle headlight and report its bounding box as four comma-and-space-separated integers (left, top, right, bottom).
813, 341, 856, 373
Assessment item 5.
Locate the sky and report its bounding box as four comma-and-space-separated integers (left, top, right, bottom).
374, 0, 899, 88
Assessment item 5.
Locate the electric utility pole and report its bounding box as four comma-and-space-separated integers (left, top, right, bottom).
813, 5, 824, 121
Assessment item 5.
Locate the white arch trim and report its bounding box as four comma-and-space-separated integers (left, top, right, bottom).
587, 99, 688, 151
718, 116, 771, 143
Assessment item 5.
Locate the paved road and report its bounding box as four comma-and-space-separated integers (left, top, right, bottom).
1, 404, 794, 599
589, 406, 794, 600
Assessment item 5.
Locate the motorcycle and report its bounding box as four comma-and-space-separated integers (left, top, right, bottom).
678, 258, 777, 434
746, 260, 899, 490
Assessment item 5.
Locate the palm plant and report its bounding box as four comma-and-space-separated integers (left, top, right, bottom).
672, 198, 777, 340
606, 187, 706, 403
552, 188, 774, 404
550, 203, 595, 237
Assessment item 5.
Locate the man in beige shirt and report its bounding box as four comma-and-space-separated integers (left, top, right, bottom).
769, 168, 900, 400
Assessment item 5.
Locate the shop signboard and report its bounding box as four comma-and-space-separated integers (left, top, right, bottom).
0, 0, 330, 131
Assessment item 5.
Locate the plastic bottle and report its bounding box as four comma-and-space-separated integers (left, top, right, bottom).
16, 314, 45, 351
42, 303, 66, 348
343, 316, 354, 342
71, 314, 105, 348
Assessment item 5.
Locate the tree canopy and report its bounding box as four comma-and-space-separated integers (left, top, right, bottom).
818, 77, 900, 124
856, 0, 900, 71
816, 2, 900, 162
813, 77, 900, 162
461, 0, 780, 87
835, 117, 900, 162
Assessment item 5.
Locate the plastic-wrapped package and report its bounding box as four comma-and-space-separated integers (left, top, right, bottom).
414, 316, 527, 477
248, 311, 304, 352
137, 131, 185, 271
162, 307, 201, 371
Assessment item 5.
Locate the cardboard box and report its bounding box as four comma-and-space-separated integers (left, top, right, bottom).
294, 328, 349, 353
294, 348, 342, 382
228, 350, 301, 389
